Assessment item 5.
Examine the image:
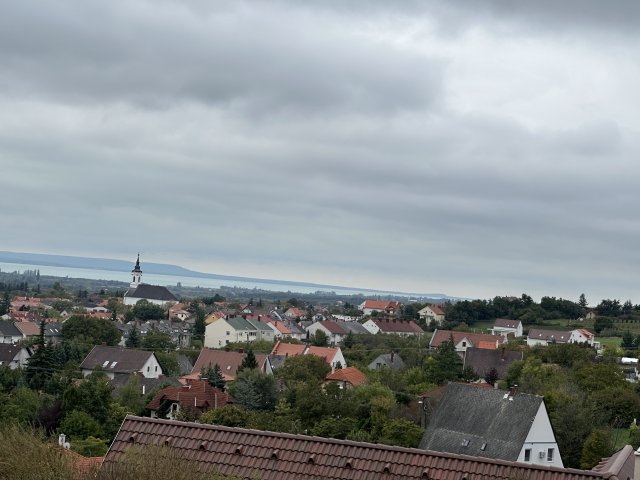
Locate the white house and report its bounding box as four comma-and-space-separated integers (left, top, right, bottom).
123, 255, 178, 307
80, 345, 163, 379
527, 328, 597, 348
418, 305, 446, 326
420, 383, 563, 468
492, 319, 523, 338
270, 341, 347, 369
0, 344, 31, 369
363, 318, 424, 337
0, 321, 23, 344
430, 329, 505, 354
358, 300, 402, 316
204, 316, 275, 348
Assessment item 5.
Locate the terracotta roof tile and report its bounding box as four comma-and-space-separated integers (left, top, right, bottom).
374, 319, 424, 333
191, 349, 268, 380
105, 416, 617, 480
325, 367, 367, 386
146, 380, 231, 414
430, 330, 504, 349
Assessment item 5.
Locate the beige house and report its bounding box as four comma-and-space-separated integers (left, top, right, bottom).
418, 305, 446, 326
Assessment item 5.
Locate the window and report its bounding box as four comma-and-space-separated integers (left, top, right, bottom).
524, 449, 531, 462
147, 366, 150, 372
155, 366, 158, 372
462, 341, 466, 347
547, 448, 554, 462
226, 331, 230, 336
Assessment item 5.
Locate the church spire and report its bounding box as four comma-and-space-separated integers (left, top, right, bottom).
130, 253, 142, 288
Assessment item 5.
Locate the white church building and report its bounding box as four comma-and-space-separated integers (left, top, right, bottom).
123, 255, 178, 307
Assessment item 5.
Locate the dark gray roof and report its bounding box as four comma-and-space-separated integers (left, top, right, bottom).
0, 344, 27, 362
368, 353, 406, 370
125, 284, 177, 302
338, 321, 369, 335
463, 347, 523, 379
108, 373, 181, 398
176, 354, 193, 375
419, 383, 543, 461
0, 320, 22, 337
44, 322, 63, 337
80, 345, 155, 374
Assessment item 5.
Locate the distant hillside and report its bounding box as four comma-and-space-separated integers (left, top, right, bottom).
0, 251, 454, 299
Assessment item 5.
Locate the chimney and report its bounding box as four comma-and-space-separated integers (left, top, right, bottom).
390, 351, 395, 363
634, 447, 640, 480
58, 433, 66, 447
508, 384, 518, 400
239, 348, 244, 354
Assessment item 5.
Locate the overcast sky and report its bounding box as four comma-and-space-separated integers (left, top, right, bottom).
1, 1, 639, 303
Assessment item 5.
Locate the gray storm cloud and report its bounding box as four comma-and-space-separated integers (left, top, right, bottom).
1, 0, 639, 302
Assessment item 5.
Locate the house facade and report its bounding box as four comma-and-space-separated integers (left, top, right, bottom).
204, 316, 275, 348
430, 329, 505, 353
358, 300, 402, 316
0, 344, 31, 369
491, 319, 523, 337
362, 318, 423, 337
418, 305, 446, 326
270, 341, 346, 369
527, 328, 597, 348
0, 321, 23, 344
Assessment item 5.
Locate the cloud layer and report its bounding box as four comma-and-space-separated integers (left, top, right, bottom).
1, 1, 640, 303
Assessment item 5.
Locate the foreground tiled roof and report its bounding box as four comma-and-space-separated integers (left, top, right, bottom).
105, 416, 621, 480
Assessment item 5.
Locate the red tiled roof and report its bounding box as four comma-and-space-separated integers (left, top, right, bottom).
428, 305, 445, 315
374, 319, 424, 333
271, 341, 341, 366
146, 380, 231, 414
430, 330, 504, 349
362, 300, 402, 311
267, 320, 292, 335
14, 321, 40, 336
325, 367, 367, 386
317, 320, 347, 335
191, 349, 268, 381
105, 416, 619, 480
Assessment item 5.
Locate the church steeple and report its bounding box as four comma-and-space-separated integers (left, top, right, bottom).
130, 253, 142, 288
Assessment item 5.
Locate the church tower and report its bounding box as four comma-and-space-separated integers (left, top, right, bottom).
130, 254, 142, 288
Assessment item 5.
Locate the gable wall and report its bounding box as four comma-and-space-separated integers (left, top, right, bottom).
518, 402, 564, 468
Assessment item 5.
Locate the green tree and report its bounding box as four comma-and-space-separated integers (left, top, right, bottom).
61, 315, 121, 346
62, 371, 113, 424
228, 369, 278, 411
581, 429, 614, 469
311, 329, 328, 347
201, 363, 226, 391
579, 293, 588, 308
277, 355, 330, 389
117, 375, 146, 414
141, 330, 175, 351
379, 418, 424, 448
200, 405, 248, 428
60, 410, 103, 440
131, 299, 166, 320
424, 337, 462, 385
343, 331, 354, 349
237, 349, 258, 373
126, 325, 141, 348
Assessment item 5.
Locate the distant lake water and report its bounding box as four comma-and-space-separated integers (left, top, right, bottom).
0, 261, 371, 295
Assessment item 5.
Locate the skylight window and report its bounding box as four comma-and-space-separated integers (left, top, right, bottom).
461, 439, 469, 447
102, 361, 109, 367
110, 361, 118, 369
